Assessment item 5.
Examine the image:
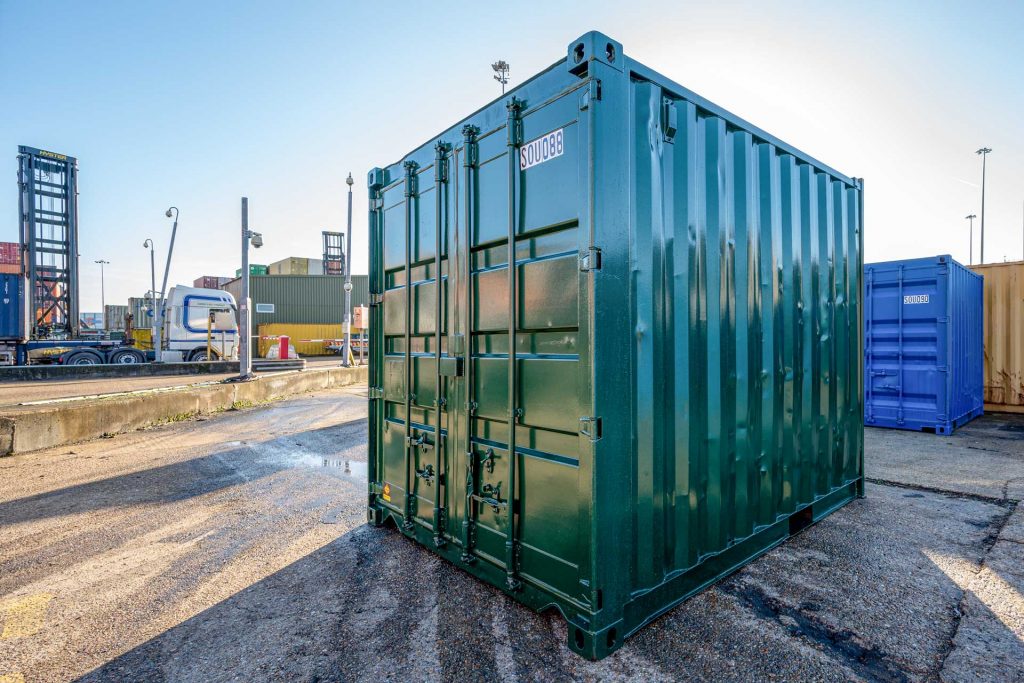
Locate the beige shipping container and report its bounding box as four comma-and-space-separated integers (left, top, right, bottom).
970, 261, 1024, 413
268, 257, 309, 275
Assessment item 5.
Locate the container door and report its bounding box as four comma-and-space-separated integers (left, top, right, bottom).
376, 155, 454, 540
864, 259, 950, 431
454, 85, 591, 600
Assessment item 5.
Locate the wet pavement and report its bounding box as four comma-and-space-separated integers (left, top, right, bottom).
0, 389, 1021, 682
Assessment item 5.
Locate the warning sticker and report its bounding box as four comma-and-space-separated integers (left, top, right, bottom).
382, 482, 391, 502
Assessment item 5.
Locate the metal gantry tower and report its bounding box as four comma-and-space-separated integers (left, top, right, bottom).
322, 230, 345, 276
17, 146, 80, 339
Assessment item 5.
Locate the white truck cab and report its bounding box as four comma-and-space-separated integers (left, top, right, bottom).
160, 286, 238, 362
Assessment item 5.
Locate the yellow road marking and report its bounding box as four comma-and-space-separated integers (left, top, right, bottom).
0, 673, 26, 683
1, 593, 54, 639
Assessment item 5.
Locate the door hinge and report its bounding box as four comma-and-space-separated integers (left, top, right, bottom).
370, 292, 384, 306
580, 246, 602, 272
434, 141, 451, 183
579, 416, 602, 441
368, 386, 384, 399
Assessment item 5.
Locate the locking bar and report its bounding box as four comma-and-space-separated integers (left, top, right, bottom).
432, 140, 451, 548
460, 124, 480, 564
504, 97, 524, 592
402, 160, 419, 530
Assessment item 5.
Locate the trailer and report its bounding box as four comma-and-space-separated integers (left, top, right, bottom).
3, 147, 239, 366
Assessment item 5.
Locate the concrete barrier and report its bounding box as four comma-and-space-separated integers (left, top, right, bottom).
0, 361, 240, 383
0, 365, 367, 456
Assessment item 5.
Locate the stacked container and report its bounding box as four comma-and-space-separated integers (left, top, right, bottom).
0, 242, 19, 275
864, 255, 983, 434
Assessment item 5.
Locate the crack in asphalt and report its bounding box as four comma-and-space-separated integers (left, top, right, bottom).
934, 500, 1018, 681
865, 477, 1017, 506
719, 580, 912, 683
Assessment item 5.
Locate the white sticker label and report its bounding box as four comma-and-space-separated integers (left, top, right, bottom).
903, 294, 929, 304
520, 129, 564, 171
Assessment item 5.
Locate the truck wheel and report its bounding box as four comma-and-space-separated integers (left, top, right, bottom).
188, 349, 216, 362
110, 349, 146, 364
64, 350, 104, 365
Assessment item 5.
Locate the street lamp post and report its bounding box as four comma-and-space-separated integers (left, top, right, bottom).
154, 207, 180, 362
94, 259, 109, 328
143, 239, 156, 332
965, 214, 976, 265
976, 147, 992, 264
239, 197, 263, 380
343, 173, 354, 367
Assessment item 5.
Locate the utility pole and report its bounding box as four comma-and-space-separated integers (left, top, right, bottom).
976, 147, 992, 264
965, 214, 976, 265
343, 173, 354, 367
238, 197, 263, 380
94, 259, 109, 328
492, 60, 509, 94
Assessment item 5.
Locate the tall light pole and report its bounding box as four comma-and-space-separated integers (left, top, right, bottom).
492, 60, 509, 94
976, 147, 992, 264
239, 197, 263, 380
343, 173, 354, 367
154, 207, 180, 362
94, 259, 109, 328
965, 214, 976, 265
143, 239, 156, 331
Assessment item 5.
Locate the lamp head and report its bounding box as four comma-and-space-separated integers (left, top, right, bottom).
165, 209, 173, 218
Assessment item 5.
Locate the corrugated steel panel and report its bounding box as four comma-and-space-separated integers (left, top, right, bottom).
221, 274, 369, 325
103, 304, 130, 331
970, 260, 1024, 413
0, 264, 19, 275
864, 256, 983, 433
366, 31, 864, 660
1, 273, 25, 340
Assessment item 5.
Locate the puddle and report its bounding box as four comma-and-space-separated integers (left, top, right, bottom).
321, 458, 368, 479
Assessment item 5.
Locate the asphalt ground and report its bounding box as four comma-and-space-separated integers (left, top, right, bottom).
0, 388, 1021, 682
0, 356, 352, 406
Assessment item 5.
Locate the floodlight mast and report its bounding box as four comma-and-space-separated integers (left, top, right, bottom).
492, 60, 510, 94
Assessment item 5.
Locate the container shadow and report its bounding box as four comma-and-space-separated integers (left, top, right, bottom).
75, 487, 1024, 682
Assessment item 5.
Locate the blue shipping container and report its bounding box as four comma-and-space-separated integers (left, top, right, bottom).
864, 255, 983, 434
1, 273, 24, 341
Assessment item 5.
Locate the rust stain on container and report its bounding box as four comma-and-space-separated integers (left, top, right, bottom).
970, 261, 1024, 413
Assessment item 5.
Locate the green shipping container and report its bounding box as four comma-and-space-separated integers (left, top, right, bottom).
367, 31, 864, 659
235, 264, 269, 277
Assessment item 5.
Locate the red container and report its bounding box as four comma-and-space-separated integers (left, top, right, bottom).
0, 263, 19, 274
0, 242, 19, 266
193, 275, 229, 289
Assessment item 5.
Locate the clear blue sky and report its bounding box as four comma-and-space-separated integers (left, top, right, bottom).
1, 0, 1022, 311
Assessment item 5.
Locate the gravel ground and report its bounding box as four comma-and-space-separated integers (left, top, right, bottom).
0, 390, 1021, 682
